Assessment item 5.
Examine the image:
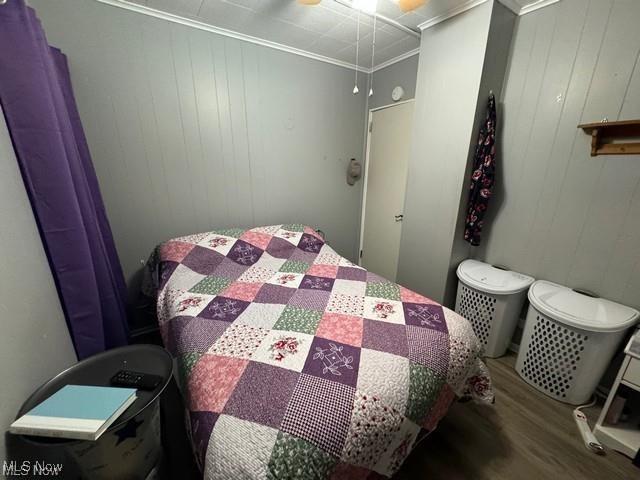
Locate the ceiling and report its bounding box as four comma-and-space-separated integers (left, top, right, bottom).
122, 0, 557, 71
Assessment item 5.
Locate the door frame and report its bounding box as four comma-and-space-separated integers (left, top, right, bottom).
358, 99, 415, 267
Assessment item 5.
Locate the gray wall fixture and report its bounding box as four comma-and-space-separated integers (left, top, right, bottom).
476, 0, 640, 311
0, 106, 77, 462
397, 1, 516, 306
29, 0, 367, 292
368, 54, 419, 109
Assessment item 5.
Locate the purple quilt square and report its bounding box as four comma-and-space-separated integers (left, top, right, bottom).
297, 233, 324, 253
281, 374, 355, 457
254, 283, 296, 304
266, 237, 296, 259
179, 318, 230, 354
361, 319, 409, 358
288, 289, 331, 311
366, 271, 387, 283
159, 261, 179, 290
403, 303, 448, 333
227, 239, 264, 266
215, 257, 247, 281
223, 362, 299, 428
300, 275, 335, 292
302, 337, 360, 388
336, 266, 367, 282
190, 411, 219, 469
181, 246, 225, 276
199, 296, 249, 322
290, 249, 317, 264
406, 325, 449, 376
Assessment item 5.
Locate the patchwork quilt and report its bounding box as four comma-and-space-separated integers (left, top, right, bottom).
150, 224, 493, 479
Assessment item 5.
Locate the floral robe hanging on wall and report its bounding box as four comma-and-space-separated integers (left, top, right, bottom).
464, 94, 497, 246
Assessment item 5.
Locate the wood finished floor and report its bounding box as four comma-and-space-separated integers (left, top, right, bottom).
397, 354, 638, 480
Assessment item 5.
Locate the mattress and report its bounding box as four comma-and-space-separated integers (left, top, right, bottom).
149, 224, 493, 479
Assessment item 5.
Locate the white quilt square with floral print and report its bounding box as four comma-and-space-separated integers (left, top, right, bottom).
326, 293, 365, 317
266, 272, 305, 289
332, 279, 367, 297
205, 415, 279, 479
274, 228, 303, 245
235, 303, 286, 330
363, 297, 405, 325
207, 324, 269, 359
251, 330, 314, 372
197, 233, 237, 255
315, 244, 342, 266
237, 265, 277, 284
356, 348, 410, 413
173, 290, 216, 318
338, 256, 360, 268
372, 417, 420, 477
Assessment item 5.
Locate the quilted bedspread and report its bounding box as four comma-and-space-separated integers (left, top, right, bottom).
151, 224, 493, 479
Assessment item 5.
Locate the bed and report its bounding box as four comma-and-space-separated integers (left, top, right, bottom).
147, 224, 493, 479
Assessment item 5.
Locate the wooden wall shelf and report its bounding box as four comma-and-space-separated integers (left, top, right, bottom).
578, 120, 640, 156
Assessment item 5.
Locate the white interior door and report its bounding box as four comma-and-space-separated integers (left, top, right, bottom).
360, 101, 414, 281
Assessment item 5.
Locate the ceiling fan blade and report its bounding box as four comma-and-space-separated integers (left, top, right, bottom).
398, 0, 427, 12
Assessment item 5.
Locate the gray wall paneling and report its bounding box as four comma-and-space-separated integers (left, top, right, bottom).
477, 0, 640, 311
30, 0, 367, 295
368, 54, 419, 109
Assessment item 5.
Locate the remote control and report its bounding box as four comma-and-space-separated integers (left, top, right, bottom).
573, 408, 605, 455
110, 370, 162, 391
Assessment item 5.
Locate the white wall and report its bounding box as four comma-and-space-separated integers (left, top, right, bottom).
368, 54, 419, 110
0, 107, 77, 462
397, 1, 515, 306
476, 0, 640, 311
29, 0, 367, 293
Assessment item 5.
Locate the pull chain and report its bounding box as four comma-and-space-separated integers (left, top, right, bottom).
369, 15, 377, 97
353, 8, 360, 94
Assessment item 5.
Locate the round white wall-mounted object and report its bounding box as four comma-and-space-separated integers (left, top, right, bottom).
392, 86, 405, 102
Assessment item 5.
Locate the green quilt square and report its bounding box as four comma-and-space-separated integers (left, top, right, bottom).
177, 352, 202, 391
211, 228, 245, 238
188, 276, 231, 295
365, 282, 401, 300
281, 223, 305, 232
274, 306, 322, 334
267, 432, 336, 480
279, 260, 309, 274
405, 362, 445, 424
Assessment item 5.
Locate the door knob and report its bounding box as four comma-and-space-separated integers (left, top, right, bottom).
394, 214, 404, 222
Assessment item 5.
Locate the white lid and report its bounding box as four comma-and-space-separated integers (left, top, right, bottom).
528, 280, 640, 333
456, 259, 534, 295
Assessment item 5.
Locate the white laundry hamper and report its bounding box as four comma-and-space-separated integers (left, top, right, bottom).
455, 260, 534, 358
516, 280, 640, 405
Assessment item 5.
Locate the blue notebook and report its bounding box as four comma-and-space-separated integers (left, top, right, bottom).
10, 385, 137, 441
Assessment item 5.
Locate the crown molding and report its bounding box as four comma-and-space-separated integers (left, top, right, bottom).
372, 48, 419, 73
519, 0, 560, 15
95, 0, 373, 73
418, 0, 488, 30
418, 0, 560, 30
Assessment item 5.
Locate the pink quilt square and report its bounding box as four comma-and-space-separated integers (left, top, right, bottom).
316, 313, 363, 347
240, 231, 272, 249
188, 355, 248, 413
221, 282, 264, 302
159, 240, 195, 262
307, 264, 339, 278
303, 226, 324, 240
400, 286, 437, 304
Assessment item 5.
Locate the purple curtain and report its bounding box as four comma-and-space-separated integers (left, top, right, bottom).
0, 0, 129, 359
